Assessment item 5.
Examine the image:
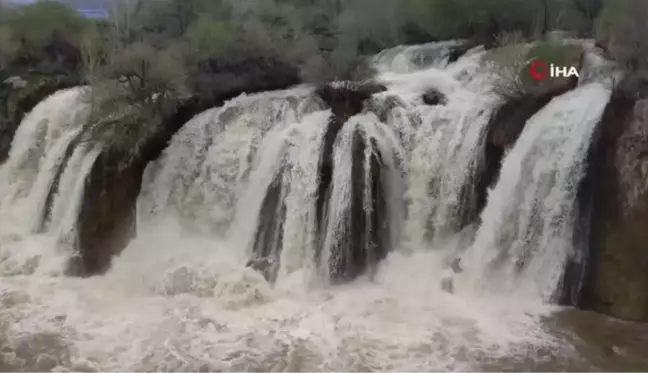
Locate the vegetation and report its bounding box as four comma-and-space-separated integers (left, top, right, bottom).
0, 0, 645, 155
596, 0, 648, 72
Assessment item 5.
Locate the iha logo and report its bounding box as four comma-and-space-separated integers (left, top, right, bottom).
528, 59, 579, 81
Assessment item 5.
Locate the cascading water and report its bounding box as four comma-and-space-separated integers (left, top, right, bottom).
456, 82, 612, 303
374, 40, 464, 74
0, 87, 101, 276
0, 88, 89, 230
0, 41, 623, 371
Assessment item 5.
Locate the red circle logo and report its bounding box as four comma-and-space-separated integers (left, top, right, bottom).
529, 60, 549, 81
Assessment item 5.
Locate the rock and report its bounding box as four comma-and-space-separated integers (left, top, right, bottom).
0, 73, 80, 164
447, 43, 474, 64
468, 69, 580, 229
580, 74, 648, 321
312, 81, 392, 283
326, 129, 391, 283
3, 76, 27, 89
248, 162, 287, 283
246, 257, 277, 282
70, 59, 301, 276
422, 89, 447, 106
314, 81, 387, 122
455, 44, 584, 232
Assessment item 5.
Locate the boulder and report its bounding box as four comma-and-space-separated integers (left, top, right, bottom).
422, 89, 447, 106
315, 81, 387, 122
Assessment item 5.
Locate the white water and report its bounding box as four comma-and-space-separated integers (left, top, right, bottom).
0, 88, 89, 233
457, 82, 612, 303
0, 42, 612, 371
0, 87, 101, 278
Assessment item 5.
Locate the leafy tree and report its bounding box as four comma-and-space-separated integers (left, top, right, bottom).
0, 1, 89, 70
403, 0, 540, 45
82, 41, 188, 154
597, 0, 648, 71
185, 16, 238, 61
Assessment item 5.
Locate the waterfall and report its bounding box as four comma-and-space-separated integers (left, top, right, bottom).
0, 87, 98, 275
456, 82, 612, 302
374, 40, 464, 74
0, 88, 89, 227
0, 42, 623, 371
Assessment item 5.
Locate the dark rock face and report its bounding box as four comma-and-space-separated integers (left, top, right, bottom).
70, 62, 301, 276
447, 43, 474, 64
315, 82, 387, 122
422, 89, 447, 106
37, 135, 82, 233
68, 149, 145, 276
470, 76, 579, 226
0, 74, 79, 164
313, 81, 391, 283
246, 159, 288, 283
327, 131, 390, 283
580, 76, 648, 321
315, 81, 388, 254
246, 81, 392, 283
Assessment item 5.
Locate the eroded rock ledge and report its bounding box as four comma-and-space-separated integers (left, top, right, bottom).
68, 60, 301, 276
580, 74, 648, 322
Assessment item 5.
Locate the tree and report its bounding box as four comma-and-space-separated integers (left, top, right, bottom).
82, 41, 189, 154
0, 1, 89, 70
402, 0, 537, 46
0, 26, 18, 70
597, 0, 648, 71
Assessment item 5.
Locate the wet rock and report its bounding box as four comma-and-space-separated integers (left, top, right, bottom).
469, 72, 579, 228
326, 131, 391, 283
313, 80, 391, 283
247, 166, 286, 284
71, 60, 301, 276
315, 81, 387, 122
447, 43, 474, 64
422, 89, 447, 106
69, 148, 145, 277
0, 73, 79, 164
580, 74, 648, 322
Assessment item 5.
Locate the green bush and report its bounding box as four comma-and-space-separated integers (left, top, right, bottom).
487, 40, 582, 100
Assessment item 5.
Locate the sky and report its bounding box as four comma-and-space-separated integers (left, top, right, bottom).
3, 0, 111, 19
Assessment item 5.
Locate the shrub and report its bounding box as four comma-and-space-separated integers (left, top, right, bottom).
81, 42, 188, 156
486, 39, 581, 100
